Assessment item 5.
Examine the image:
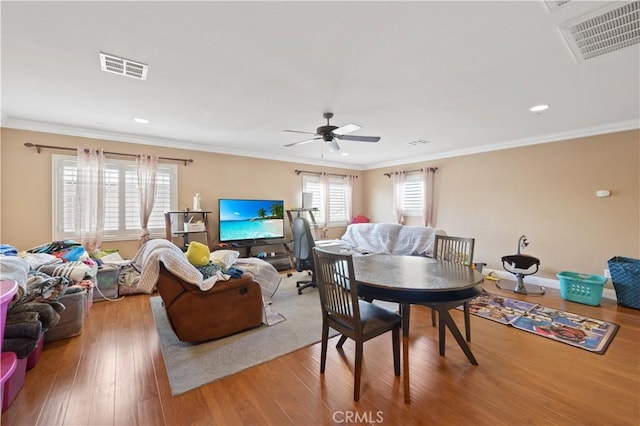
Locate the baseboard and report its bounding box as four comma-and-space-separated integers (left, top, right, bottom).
483, 268, 618, 302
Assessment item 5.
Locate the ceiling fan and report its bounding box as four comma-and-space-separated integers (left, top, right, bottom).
283, 112, 381, 152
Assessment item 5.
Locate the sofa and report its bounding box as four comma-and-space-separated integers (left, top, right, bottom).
340, 223, 446, 257
134, 239, 280, 343
156, 264, 263, 343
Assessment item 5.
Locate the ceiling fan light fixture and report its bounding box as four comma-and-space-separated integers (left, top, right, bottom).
327, 140, 341, 152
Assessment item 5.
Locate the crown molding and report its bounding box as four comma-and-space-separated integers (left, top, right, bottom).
1, 117, 363, 171
362, 119, 640, 170
3, 117, 636, 172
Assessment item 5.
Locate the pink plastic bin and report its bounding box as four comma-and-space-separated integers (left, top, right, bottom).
2, 356, 26, 412
1, 280, 18, 345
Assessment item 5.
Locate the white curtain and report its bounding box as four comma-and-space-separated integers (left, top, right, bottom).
421, 168, 435, 227
391, 171, 406, 224
75, 148, 106, 253
319, 172, 330, 228
345, 174, 356, 222
137, 154, 158, 244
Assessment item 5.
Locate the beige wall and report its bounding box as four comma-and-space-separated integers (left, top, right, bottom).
363, 130, 640, 280
0, 128, 362, 258
2, 128, 638, 282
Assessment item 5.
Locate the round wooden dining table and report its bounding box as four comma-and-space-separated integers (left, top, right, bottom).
351, 254, 484, 403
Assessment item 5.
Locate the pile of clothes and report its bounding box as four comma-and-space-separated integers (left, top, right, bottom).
0, 241, 97, 356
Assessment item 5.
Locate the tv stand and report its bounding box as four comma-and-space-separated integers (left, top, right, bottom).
221, 239, 294, 271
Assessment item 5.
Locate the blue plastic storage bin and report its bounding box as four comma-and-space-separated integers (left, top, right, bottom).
557, 271, 607, 306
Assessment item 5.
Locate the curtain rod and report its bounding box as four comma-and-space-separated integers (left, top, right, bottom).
294, 169, 358, 178
24, 143, 194, 166
384, 167, 438, 178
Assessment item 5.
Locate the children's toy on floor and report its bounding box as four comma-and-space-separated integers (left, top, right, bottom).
484, 271, 501, 283
496, 234, 544, 295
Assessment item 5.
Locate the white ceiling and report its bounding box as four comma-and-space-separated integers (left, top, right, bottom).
1, 1, 639, 170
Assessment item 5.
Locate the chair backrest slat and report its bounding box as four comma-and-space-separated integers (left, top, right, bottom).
313, 248, 360, 328
434, 235, 475, 266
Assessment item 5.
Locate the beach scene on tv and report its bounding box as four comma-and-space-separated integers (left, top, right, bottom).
219, 199, 285, 242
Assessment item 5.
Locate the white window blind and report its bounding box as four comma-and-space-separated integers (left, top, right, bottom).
327, 177, 348, 225
403, 172, 423, 217
302, 174, 349, 226
52, 155, 177, 241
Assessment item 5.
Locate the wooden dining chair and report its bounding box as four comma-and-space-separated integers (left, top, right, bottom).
312, 247, 401, 401
431, 235, 476, 341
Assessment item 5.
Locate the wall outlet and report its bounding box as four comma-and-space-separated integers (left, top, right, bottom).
604, 268, 611, 279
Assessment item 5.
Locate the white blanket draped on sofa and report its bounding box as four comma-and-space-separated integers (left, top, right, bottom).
340, 223, 446, 257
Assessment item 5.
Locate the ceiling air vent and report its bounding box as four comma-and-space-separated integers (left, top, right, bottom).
559, 1, 640, 62
544, 0, 572, 13
406, 139, 430, 146
99, 52, 148, 80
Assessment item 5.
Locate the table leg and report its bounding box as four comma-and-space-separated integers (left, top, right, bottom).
436, 308, 478, 366
400, 303, 411, 404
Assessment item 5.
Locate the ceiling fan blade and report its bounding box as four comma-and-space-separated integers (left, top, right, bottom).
282, 129, 317, 135
284, 137, 321, 147
326, 139, 341, 152
333, 123, 361, 135
337, 134, 381, 143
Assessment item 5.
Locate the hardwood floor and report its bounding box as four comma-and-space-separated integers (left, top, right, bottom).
1, 280, 638, 426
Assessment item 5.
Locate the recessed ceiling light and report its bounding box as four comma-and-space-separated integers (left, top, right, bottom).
134, 117, 150, 124
529, 104, 549, 113
341, 152, 350, 156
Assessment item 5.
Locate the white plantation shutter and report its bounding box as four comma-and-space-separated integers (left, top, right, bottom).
53, 155, 177, 241
403, 172, 423, 217
328, 177, 348, 225
302, 174, 349, 227
302, 175, 324, 224
103, 168, 120, 231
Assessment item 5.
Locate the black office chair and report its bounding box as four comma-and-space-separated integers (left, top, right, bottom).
292, 216, 316, 294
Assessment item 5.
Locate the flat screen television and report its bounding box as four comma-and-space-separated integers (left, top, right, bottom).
218, 198, 285, 242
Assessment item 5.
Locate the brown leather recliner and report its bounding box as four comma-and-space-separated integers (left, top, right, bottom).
156, 263, 263, 343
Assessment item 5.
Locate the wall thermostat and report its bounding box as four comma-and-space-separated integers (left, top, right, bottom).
596, 190, 611, 198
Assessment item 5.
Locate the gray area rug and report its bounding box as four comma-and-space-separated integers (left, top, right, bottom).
150, 271, 335, 395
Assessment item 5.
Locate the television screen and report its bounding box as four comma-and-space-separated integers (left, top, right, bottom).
218, 198, 285, 242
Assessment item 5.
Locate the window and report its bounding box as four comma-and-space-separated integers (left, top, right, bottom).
402, 172, 423, 217
302, 174, 349, 226
52, 155, 177, 241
